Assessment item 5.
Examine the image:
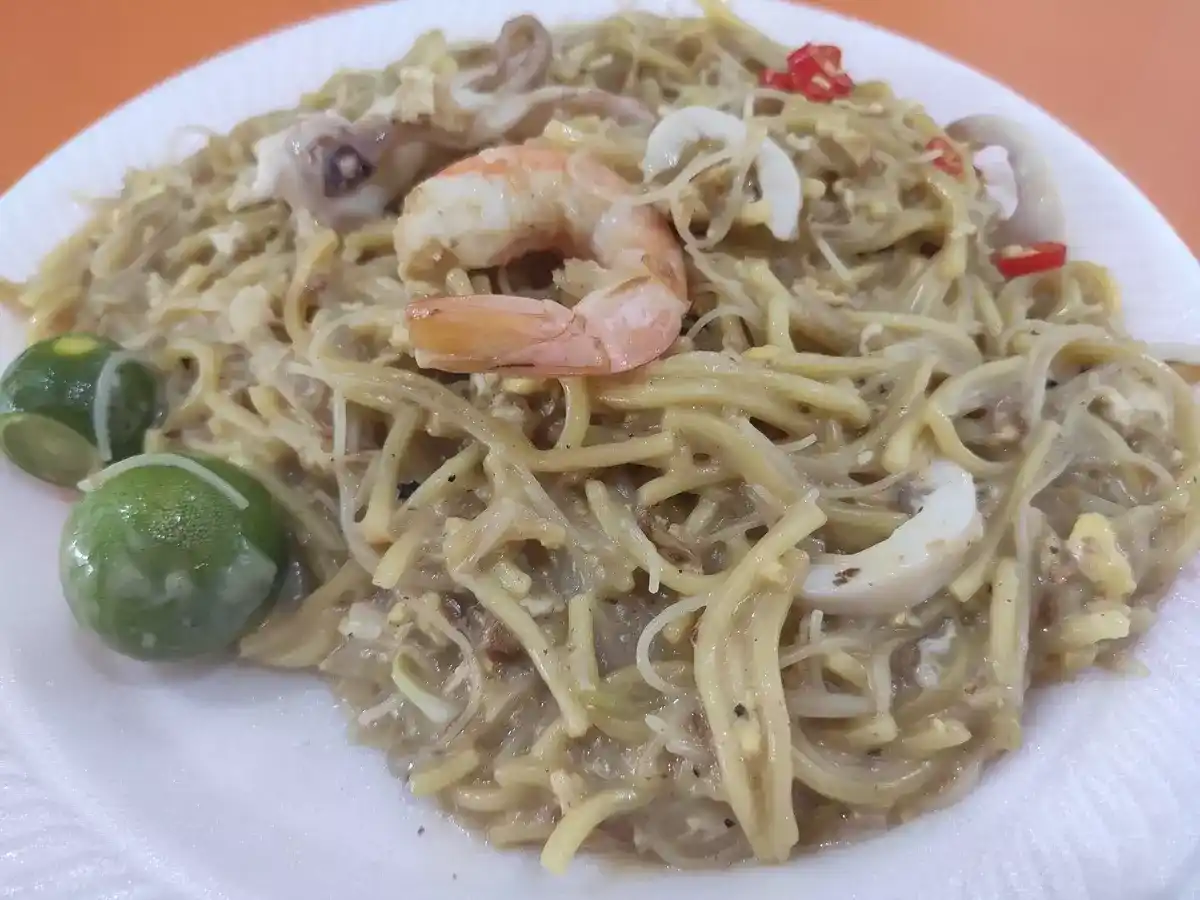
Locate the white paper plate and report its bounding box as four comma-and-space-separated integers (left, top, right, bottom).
2, 1, 1199, 897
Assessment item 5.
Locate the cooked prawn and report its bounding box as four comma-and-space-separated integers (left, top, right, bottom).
395, 145, 688, 376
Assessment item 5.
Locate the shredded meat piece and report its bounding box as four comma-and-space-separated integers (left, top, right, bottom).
442, 594, 523, 662
640, 511, 700, 570
479, 617, 523, 662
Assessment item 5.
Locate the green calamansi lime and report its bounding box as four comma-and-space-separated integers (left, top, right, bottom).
0, 333, 159, 487
59, 453, 290, 661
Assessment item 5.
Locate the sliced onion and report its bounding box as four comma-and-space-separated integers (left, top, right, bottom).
391, 653, 459, 724
79, 452, 250, 509
946, 114, 1065, 246
91, 350, 135, 462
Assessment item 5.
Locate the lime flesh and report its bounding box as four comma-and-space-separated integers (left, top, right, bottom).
0, 411, 101, 487
0, 333, 159, 487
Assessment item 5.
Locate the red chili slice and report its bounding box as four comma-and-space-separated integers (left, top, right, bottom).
787, 43, 844, 73
992, 242, 1068, 279
786, 43, 854, 102
758, 68, 796, 91
926, 137, 964, 177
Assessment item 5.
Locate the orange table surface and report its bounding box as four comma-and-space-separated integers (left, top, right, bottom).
2, 0, 1198, 252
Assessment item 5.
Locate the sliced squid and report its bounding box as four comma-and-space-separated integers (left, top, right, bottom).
455, 14, 553, 95
450, 14, 654, 144
245, 112, 457, 231
641, 106, 802, 241
945, 114, 1065, 247
241, 15, 648, 232
799, 459, 983, 615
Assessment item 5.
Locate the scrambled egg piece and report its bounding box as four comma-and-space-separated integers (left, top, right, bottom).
366, 66, 439, 121
395, 67, 439, 121
226, 284, 273, 341
1067, 513, 1136, 601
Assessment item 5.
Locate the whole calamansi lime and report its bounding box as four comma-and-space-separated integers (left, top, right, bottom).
59, 453, 289, 660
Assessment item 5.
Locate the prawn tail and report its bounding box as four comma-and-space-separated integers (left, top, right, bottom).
404, 294, 609, 374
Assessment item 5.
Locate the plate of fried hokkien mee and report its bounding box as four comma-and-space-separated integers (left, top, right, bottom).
1, 0, 1199, 898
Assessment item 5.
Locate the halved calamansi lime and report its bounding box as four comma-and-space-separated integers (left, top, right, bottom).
0, 333, 160, 487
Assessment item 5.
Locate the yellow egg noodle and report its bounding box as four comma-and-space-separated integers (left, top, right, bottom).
4, 2, 1199, 873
